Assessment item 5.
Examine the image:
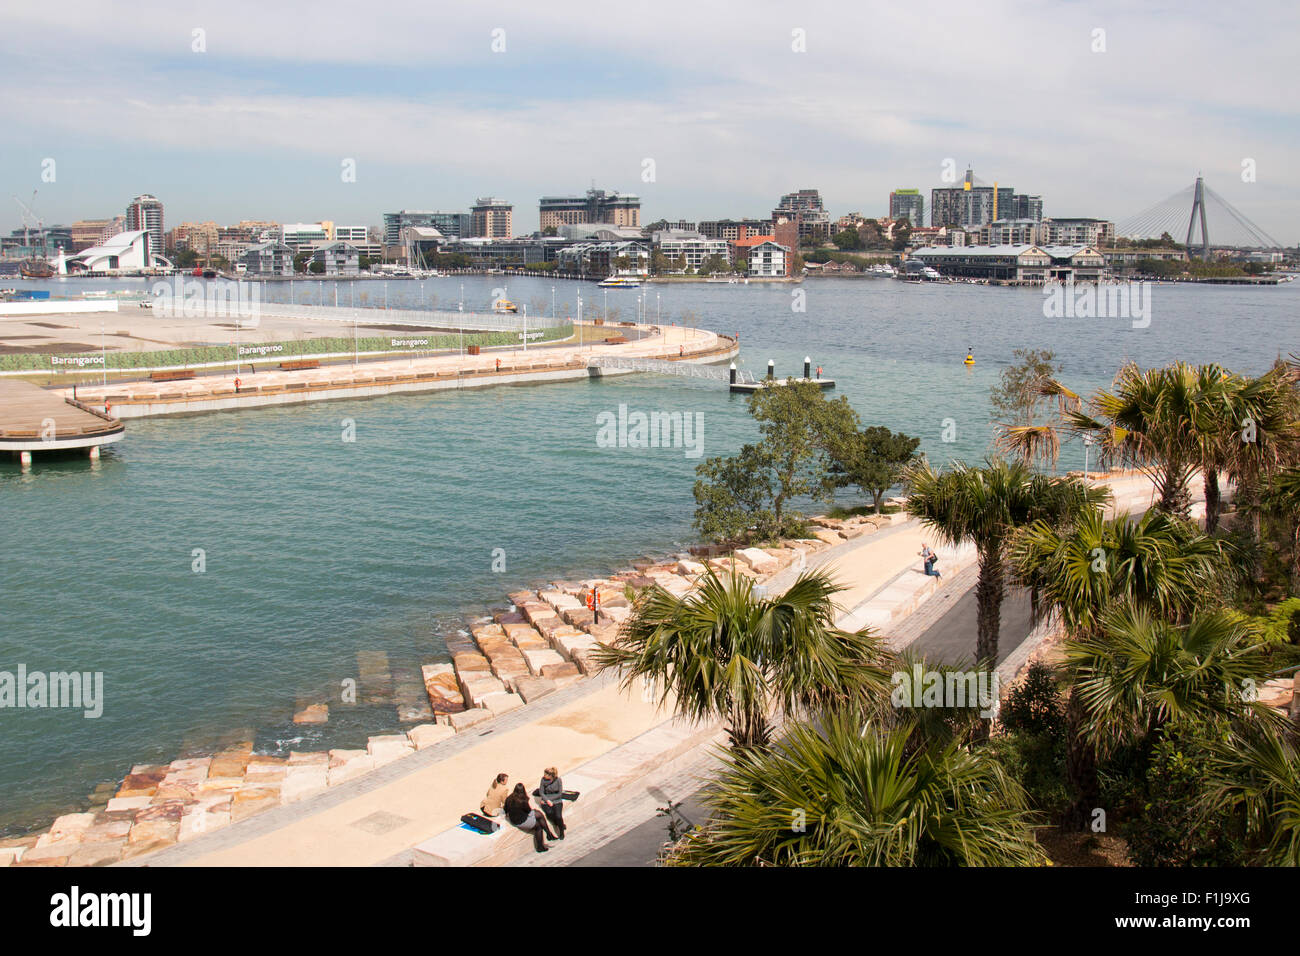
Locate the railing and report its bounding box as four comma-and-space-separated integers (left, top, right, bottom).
587, 355, 752, 383
156, 300, 569, 333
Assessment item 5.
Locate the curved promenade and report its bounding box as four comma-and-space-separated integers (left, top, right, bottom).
60, 323, 737, 420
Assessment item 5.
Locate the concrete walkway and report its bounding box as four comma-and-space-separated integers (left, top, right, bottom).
118, 470, 1170, 868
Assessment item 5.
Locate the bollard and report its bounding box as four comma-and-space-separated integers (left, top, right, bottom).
767, 360, 775, 380
804, 356, 811, 379
729, 363, 737, 385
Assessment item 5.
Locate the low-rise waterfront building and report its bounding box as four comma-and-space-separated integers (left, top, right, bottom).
653, 231, 730, 271
733, 236, 790, 277
311, 241, 360, 275
556, 240, 650, 276
1104, 247, 1189, 271
240, 241, 294, 276
912, 243, 1105, 282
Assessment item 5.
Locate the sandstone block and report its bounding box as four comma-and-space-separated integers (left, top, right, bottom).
447, 707, 492, 731
407, 723, 456, 750
480, 692, 524, 716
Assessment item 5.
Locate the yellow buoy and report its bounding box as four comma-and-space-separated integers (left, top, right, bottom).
964, 353, 975, 366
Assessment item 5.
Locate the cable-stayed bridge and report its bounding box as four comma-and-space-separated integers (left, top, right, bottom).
1117, 176, 1282, 259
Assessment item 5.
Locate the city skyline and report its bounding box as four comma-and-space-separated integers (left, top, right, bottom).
1, 1, 1298, 243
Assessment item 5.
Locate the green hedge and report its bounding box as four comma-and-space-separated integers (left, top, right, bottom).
0, 324, 574, 372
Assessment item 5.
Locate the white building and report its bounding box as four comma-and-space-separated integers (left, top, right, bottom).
654, 231, 730, 271
70, 230, 159, 273
280, 223, 329, 252
745, 240, 789, 277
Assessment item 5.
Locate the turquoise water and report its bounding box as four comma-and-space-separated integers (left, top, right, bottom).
1, 275, 1296, 834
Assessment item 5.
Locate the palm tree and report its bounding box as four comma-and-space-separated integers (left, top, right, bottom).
1205, 718, 1300, 866
1062, 362, 1207, 518
1011, 509, 1234, 828
1263, 466, 1300, 591
904, 459, 1105, 665
1058, 603, 1267, 829
1221, 363, 1300, 554
665, 713, 1048, 866
593, 566, 892, 751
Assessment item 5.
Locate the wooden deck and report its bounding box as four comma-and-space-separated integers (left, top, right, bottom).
0, 379, 124, 450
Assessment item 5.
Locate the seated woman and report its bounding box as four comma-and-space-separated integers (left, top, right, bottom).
504, 782, 557, 853
536, 767, 566, 839
480, 772, 510, 818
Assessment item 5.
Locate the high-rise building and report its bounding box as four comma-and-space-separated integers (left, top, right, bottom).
1007, 194, 1044, 221
930, 170, 1014, 228
126, 194, 164, 266
772, 189, 830, 242
538, 189, 641, 231
470, 198, 513, 238
888, 189, 925, 227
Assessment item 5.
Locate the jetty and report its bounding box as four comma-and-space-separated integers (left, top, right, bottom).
729, 357, 835, 394
0, 379, 124, 467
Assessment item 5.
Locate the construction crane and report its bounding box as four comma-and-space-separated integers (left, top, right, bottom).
12, 191, 54, 277
13, 191, 46, 252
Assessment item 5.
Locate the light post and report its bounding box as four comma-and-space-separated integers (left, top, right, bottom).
551, 285, 556, 319
101, 315, 106, 387
522, 305, 528, 355
577, 293, 582, 350
1083, 436, 1095, 478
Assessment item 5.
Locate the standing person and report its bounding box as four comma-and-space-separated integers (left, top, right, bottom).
504, 783, 556, 853
480, 772, 509, 818
919, 544, 941, 578
536, 767, 566, 839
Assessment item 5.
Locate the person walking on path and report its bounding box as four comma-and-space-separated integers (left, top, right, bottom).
480, 772, 510, 818
919, 543, 941, 578
536, 767, 566, 839
504, 783, 557, 853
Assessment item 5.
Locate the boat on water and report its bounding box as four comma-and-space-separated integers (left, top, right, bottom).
19, 257, 54, 279
598, 275, 642, 288
493, 298, 519, 313
869, 264, 896, 277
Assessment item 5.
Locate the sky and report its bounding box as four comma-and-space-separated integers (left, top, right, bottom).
1, 0, 1297, 243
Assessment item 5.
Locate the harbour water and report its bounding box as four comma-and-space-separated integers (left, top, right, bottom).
1, 275, 1295, 835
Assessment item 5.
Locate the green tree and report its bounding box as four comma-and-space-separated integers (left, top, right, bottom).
308, 259, 325, 275
828, 425, 920, 514
832, 228, 862, 251
594, 568, 892, 752
693, 444, 775, 543
905, 459, 1105, 664
749, 380, 859, 531
541, 225, 558, 237
667, 713, 1048, 866
293, 252, 312, 274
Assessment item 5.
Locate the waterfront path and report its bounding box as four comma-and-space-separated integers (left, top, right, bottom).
17, 469, 1171, 869
59, 322, 735, 420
